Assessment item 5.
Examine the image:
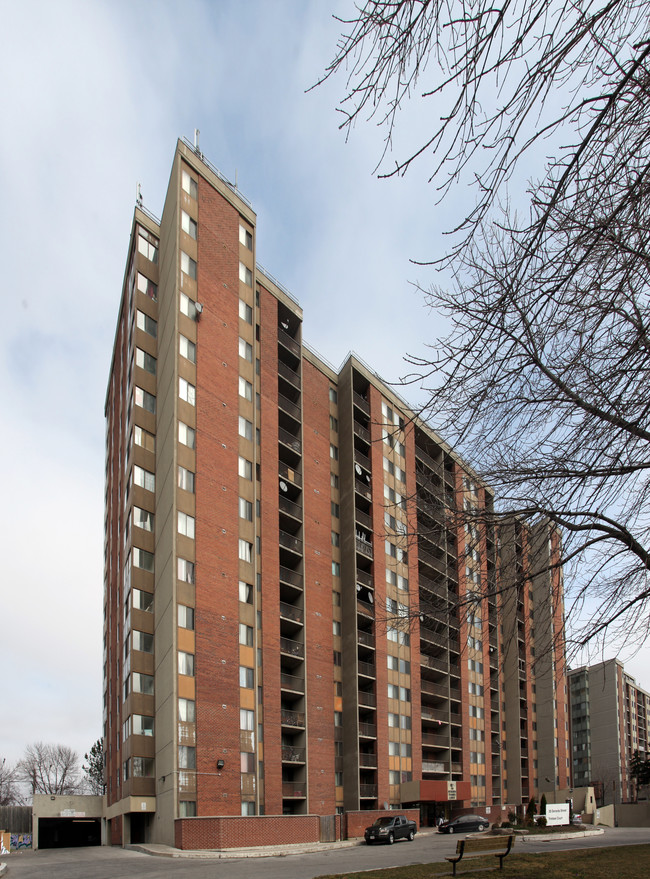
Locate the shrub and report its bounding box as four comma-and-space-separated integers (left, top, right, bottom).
507, 811, 517, 825
537, 816, 547, 827
501, 821, 511, 828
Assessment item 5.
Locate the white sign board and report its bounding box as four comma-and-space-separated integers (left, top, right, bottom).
545, 804, 570, 826
447, 781, 457, 800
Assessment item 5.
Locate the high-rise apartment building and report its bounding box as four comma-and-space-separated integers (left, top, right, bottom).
569, 659, 649, 804
103, 138, 569, 848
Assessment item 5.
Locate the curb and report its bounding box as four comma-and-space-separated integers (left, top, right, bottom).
520, 828, 605, 843
0, 862, 6, 877
128, 838, 362, 859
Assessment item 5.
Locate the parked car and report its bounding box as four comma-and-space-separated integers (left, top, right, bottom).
364, 815, 417, 845
438, 815, 489, 834
572, 814, 583, 825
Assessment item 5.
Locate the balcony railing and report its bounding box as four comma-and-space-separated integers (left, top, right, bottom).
278, 329, 300, 357
279, 565, 303, 589
360, 784, 378, 797
279, 427, 301, 454
279, 530, 303, 555
422, 732, 451, 747
280, 672, 305, 693
356, 569, 373, 588
355, 480, 372, 501
423, 761, 448, 773
355, 509, 373, 530
358, 660, 376, 678
357, 598, 374, 618
356, 537, 373, 559
354, 449, 372, 472
281, 746, 306, 763
279, 601, 304, 624
282, 782, 306, 798
279, 462, 301, 488
280, 709, 306, 728
359, 752, 377, 767
358, 690, 376, 708
279, 495, 302, 520
353, 392, 370, 414
278, 360, 301, 389
280, 637, 304, 659
422, 707, 450, 723
358, 630, 375, 648
279, 393, 301, 421
354, 421, 370, 443
359, 722, 377, 738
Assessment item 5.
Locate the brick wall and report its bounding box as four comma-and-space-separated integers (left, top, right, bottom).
174, 814, 322, 849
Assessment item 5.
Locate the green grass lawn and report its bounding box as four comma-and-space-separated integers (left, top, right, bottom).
314, 844, 650, 879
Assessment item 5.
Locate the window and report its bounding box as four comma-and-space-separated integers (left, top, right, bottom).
239, 299, 253, 323
181, 169, 198, 199
329, 387, 338, 403
178, 605, 195, 629
134, 425, 155, 452
179, 334, 196, 363
135, 348, 156, 375
178, 466, 195, 493
181, 210, 197, 240
332, 561, 340, 577
397, 574, 409, 592
334, 711, 343, 726
239, 416, 253, 441
330, 444, 338, 460
180, 292, 197, 321
239, 456, 252, 480
131, 756, 155, 777
178, 746, 196, 769
239, 666, 254, 688
388, 684, 399, 699
138, 229, 158, 263
389, 771, 400, 785
240, 709, 255, 731
239, 224, 253, 249
132, 588, 153, 612
333, 620, 342, 637
178, 558, 195, 584
134, 386, 156, 414
136, 310, 157, 338
133, 547, 154, 571
239, 261, 252, 286
177, 511, 195, 539
331, 501, 340, 518
133, 630, 153, 654
181, 251, 197, 280
178, 421, 196, 449
239, 580, 253, 604
239, 376, 253, 400
136, 272, 157, 301
469, 705, 485, 718
239, 337, 253, 362
239, 539, 253, 562
330, 415, 338, 432
133, 507, 154, 532
239, 497, 253, 521
178, 697, 196, 722
330, 472, 339, 489
179, 801, 197, 817
133, 715, 154, 737
133, 672, 154, 695
179, 377, 196, 406
178, 651, 195, 676
331, 531, 340, 547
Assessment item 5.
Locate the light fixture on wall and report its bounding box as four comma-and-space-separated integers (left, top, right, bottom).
217, 759, 225, 771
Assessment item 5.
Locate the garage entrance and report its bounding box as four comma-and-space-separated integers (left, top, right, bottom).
38, 817, 101, 849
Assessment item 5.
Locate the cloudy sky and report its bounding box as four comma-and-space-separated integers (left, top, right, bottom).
1, 0, 647, 770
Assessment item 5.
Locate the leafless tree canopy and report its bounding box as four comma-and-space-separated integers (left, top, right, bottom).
17, 743, 80, 797
322, 1, 650, 655
0, 758, 20, 806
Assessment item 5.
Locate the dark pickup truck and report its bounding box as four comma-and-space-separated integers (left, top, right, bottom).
364, 815, 417, 845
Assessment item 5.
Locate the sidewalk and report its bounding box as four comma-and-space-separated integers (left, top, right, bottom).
128, 838, 363, 859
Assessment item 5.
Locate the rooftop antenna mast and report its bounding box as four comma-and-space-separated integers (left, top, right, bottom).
136, 182, 143, 207
194, 128, 201, 157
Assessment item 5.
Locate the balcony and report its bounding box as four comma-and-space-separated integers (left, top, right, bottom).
280, 637, 304, 659
355, 479, 372, 501
279, 530, 303, 556
280, 601, 304, 625
358, 690, 376, 708
357, 598, 374, 618
422, 732, 451, 747
281, 709, 306, 728
278, 360, 301, 389
353, 392, 370, 415
359, 722, 377, 738
359, 784, 378, 798
422, 707, 450, 724
279, 565, 303, 589
279, 495, 302, 521
282, 746, 306, 763
358, 630, 375, 649
355, 509, 373, 530
423, 761, 448, 773
418, 548, 447, 576
356, 537, 373, 559
279, 427, 301, 455
279, 461, 301, 489
421, 654, 450, 675
279, 393, 301, 422
359, 752, 377, 768
354, 421, 370, 443
278, 329, 300, 357
358, 660, 376, 679
280, 672, 305, 693
356, 569, 373, 589
354, 449, 372, 473
282, 782, 306, 798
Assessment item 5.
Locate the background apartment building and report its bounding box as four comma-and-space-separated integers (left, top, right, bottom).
569, 659, 650, 804
103, 138, 569, 847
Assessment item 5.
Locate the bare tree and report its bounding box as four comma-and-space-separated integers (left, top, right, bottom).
321, 1, 650, 656
17, 743, 80, 797
0, 758, 20, 806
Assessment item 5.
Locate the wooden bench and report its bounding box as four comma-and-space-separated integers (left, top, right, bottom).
445, 834, 515, 875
